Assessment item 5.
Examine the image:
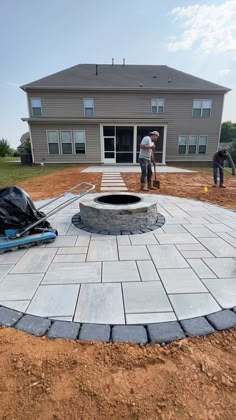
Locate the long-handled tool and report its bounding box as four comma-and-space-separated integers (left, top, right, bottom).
153, 162, 160, 189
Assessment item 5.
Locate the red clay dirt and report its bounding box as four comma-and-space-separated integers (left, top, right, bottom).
0, 165, 235, 419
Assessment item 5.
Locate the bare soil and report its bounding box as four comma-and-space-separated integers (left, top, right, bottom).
0, 166, 235, 419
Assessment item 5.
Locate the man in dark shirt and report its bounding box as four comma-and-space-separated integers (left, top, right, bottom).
212, 148, 230, 188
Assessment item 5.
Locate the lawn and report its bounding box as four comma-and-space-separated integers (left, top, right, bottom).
0, 158, 71, 186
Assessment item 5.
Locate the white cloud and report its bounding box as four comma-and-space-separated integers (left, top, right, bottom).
218, 69, 231, 77
167, 1, 236, 55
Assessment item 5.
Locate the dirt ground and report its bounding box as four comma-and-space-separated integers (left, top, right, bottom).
0, 165, 235, 419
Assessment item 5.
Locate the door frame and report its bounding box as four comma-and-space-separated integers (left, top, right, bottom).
100, 123, 167, 164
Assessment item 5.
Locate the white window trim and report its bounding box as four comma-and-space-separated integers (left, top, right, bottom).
177, 135, 208, 155
84, 98, 94, 117
46, 130, 60, 155
73, 130, 86, 154
192, 99, 212, 117
31, 97, 42, 117
60, 130, 73, 154
151, 98, 164, 113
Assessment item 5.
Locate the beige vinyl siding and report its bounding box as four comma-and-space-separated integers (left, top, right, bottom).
30, 123, 101, 163
27, 90, 224, 163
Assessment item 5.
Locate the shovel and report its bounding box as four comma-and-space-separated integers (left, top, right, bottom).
153, 163, 160, 189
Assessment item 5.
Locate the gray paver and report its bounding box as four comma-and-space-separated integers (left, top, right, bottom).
102, 261, 140, 282
187, 259, 216, 278
79, 324, 110, 341
53, 254, 86, 262
180, 317, 215, 336
169, 293, 221, 320
130, 233, 158, 245
158, 268, 207, 293
202, 278, 236, 308
15, 314, 51, 335
203, 258, 236, 277
147, 321, 185, 343
47, 321, 80, 339
137, 260, 160, 281
10, 248, 57, 274
123, 282, 172, 313
26, 284, 80, 317
0, 306, 23, 326
206, 310, 236, 330
155, 233, 198, 245
118, 245, 150, 261
176, 244, 208, 251
0, 274, 43, 300
179, 250, 214, 259
162, 225, 187, 233
46, 236, 77, 247
0, 265, 14, 281
0, 250, 26, 264
87, 240, 118, 261
57, 247, 88, 254
183, 226, 217, 238
126, 312, 176, 324
199, 238, 236, 257
75, 236, 90, 246
117, 235, 131, 246
148, 245, 189, 269
74, 283, 125, 324
0, 300, 29, 312
43, 262, 101, 284
112, 326, 148, 344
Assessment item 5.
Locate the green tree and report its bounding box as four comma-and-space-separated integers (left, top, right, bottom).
220, 121, 236, 143
23, 138, 32, 154
0, 138, 11, 157
229, 139, 236, 163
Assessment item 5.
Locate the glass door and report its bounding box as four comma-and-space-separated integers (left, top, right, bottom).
116, 126, 134, 163
103, 137, 116, 163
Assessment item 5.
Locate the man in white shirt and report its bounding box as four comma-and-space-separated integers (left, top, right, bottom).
139, 130, 159, 191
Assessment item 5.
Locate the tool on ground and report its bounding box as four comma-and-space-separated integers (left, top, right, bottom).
219, 165, 236, 176
153, 163, 160, 189
0, 182, 95, 253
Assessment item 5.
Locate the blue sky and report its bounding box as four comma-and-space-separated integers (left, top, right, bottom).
0, 0, 236, 148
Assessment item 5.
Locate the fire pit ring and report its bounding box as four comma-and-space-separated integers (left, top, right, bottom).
72, 193, 165, 235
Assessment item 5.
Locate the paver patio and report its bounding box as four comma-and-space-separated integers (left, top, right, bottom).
0, 193, 236, 324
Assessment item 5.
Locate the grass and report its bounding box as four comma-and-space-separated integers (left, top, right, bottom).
0, 158, 70, 185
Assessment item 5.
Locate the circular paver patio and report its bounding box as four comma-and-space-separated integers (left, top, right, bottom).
0, 193, 236, 342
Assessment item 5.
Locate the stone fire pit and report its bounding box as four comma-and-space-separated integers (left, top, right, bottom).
72, 193, 165, 235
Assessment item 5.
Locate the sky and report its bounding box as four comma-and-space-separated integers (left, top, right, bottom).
0, 0, 236, 148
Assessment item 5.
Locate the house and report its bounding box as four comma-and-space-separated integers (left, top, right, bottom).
20, 63, 230, 165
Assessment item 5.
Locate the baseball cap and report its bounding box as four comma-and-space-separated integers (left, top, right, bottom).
149, 131, 159, 137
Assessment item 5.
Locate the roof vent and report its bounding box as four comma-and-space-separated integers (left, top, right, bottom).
140, 83, 143, 87
123, 58, 125, 66
112, 58, 114, 65
96, 65, 98, 76
168, 78, 171, 83
153, 75, 157, 79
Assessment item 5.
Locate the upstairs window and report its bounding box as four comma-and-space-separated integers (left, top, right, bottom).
47, 131, 59, 154
151, 98, 164, 113
74, 130, 86, 154
193, 99, 212, 117
31, 98, 42, 116
178, 136, 187, 154
198, 136, 208, 154
60, 131, 72, 154
84, 98, 94, 117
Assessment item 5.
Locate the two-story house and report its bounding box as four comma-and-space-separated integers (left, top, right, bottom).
21, 63, 230, 165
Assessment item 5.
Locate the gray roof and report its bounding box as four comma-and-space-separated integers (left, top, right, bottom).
21, 64, 230, 92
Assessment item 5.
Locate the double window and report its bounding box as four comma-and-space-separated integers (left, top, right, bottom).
31, 98, 42, 116
178, 135, 207, 155
84, 98, 94, 117
192, 100, 212, 117
151, 98, 164, 113
47, 130, 86, 155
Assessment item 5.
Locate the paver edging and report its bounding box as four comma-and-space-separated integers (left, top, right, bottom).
1, 305, 236, 344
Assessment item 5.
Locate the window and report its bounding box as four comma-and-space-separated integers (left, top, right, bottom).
84, 98, 94, 117
193, 99, 212, 117
188, 136, 197, 154
198, 136, 207, 154
60, 131, 72, 154
151, 98, 164, 113
31, 98, 42, 116
178, 135, 208, 155
178, 136, 187, 154
47, 131, 59, 154
74, 130, 86, 154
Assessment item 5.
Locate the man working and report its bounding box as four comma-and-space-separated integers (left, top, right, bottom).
212, 148, 231, 188
139, 130, 159, 191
